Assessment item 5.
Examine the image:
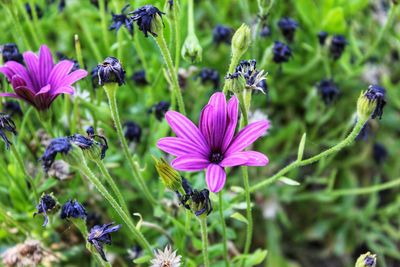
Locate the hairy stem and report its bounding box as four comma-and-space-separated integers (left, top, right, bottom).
219, 192, 230, 267
199, 217, 210, 267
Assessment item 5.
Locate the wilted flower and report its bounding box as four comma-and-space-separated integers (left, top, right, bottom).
2, 101, 23, 116
157, 92, 270, 192
234, 59, 267, 93
25, 3, 43, 20
154, 157, 182, 191
197, 68, 220, 89
213, 25, 233, 45
60, 199, 87, 220
0, 45, 87, 110
316, 79, 340, 105
56, 52, 80, 72
150, 101, 170, 121
109, 4, 134, 35
33, 193, 58, 226
330, 35, 347, 60
150, 245, 182, 267
123, 121, 141, 143
97, 57, 126, 86
88, 222, 121, 262
68, 130, 108, 161
272, 41, 292, 63
177, 178, 212, 216
355, 252, 376, 267
277, 17, 298, 42
40, 138, 72, 172
317, 31, 328, 45
131, 70, 148, 86
130, 5, 165, 37
0, 113, 17, 150
2, 43, 23, 64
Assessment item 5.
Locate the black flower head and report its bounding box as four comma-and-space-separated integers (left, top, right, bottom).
317, 31, 328, 45
33, 194, 57, 227
177, 178, 212, 217
91, 66, 100, 89
234, 59, 267, 93
2, 43, 23, 64
316, 79, 340, 105
213, 25, 233, 45
150, 101, 170, 121
373, 142, 388, 165
97, 57, 126, 86
273, 41, 292, 63
109, 4, 134, 35
123, 121, 142, 143
129, 5, 165, 37
364, 85, 386, 119
40, 138, 72, 172
330, 35, 347, 60
3, 101, 23, 117
60, 199, 87, 220
0, 113, 17, 150
197, 68, 220, 89
56, 52, 80, 72
131, 70, 148, 86
25, 3, 43, 20
68, 129, 108, 160
277, 17, 298, 42
88, 222, 121, 261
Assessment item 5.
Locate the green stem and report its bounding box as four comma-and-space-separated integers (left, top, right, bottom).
10, 145, 38, 201
188, 0, 195, 36
103, 84, 157, 205
79, 161, 152, 254
199, 217, 210, 267
133, 34, 149, 72
223, 53, 241, 94
15, 0, 41, 48
154, 33, 186, 115
173, 1, 181, 71
218, 192, 230, 267
99, 0, 110, 52
95, 159, 130, 215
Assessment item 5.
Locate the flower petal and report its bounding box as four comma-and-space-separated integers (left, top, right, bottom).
224, 120, 270, 155
221, 95, 239, 152
157, 137, 209, 157
23, 51, 40, 91
11, 75, 27, 89
206, 164, 226, 193
38, 45, 54, 88
199, 104, 213, 147
0, 92, 19, 98
233, 151, 269, 166
171, 155, 209, 171
165, 111, 209, 149
219, 152, 248, 167
1, 62, 34, 89
14, 86, 36, 106
33, 84, 52, 110
207, 92, 227, 149
58, 69, 88, 87
47, 60, 74, 88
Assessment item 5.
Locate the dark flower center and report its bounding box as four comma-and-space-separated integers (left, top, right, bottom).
209, 152, 223, 164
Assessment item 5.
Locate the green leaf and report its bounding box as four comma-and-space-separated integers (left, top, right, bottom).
133, 255, 152, 264
279, 177, 300, 186
297, 133, 307, 161
230, 212, 248, 225
321, 7, 347, 34
294, 0, 319, 29
233, 249, 268, 266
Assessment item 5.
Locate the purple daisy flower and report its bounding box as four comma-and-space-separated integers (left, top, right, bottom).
157, 92, 270, 193
0, 45, 87, 110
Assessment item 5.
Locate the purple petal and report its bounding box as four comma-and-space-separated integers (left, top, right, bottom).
0, 66, 14, 80
14, 86, 36, 106
49, 86, 74, 96
1, 62, 34, 89
207, 92, 227, 149
224, 120, 270, 155
171, 155, 209, 171
199, 105, 213, 147
221, 95, 239, 152
33, 84, 51, 110
48, 60, 74, 88
0, 92, 19, 98
157, 137, 209, 157
23, 51, 40, 91
165, 111, 209, 150
241, 151, 269, 166
219, 152, 248, 167
38, 45, 54, 88
58, 69, 88, 87
11, 75, 27, 89
206, 164, 226, 193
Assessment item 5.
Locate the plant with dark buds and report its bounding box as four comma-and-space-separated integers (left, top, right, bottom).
213, 25, 233, 45
226, 60, 267, 94
40, 138, 72, 172
273, 41, 292, 63
316, 79, 340, 105
197, 68, 220, 89
330, 35, 347, 60
97, 57, 126, 86
150, 101, 170, 121
0, 113, 17, 150
129, 5, 165, 37
123, 121, 142, 143
177, 178, 212, 217
68, 129, 108, 161
60, 199, 87, 220
109, 4, 134, 35
277, 17, 298, 42
358, 85, 386, 120
91, 66, 100, 89
33, 193, 58, 227
318, 31, 328, 45
2, 43, 23, 64
131, 70, 148, 86
87, 222, 121, 261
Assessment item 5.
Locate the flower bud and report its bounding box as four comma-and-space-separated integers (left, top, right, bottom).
231, 24, 251, 58
225, 72, 247, 94
181, 34, 203, 63
97, 57, 126, 86
357, 85, 386, 121
355, 252, 376, 267
60, 199, 87, 220
130, 5, 165, 38
34, 193, 59, 227
164, 0, 179, 21
154, 157, 182, 191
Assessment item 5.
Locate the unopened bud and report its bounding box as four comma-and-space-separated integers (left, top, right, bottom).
181, 34, 202, 63
154, 157, 182, 191
231, 24, 251, 58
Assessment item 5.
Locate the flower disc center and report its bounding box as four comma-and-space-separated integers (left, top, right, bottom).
209, 152, 223, 164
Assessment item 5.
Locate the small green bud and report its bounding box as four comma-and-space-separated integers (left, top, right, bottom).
231, 24, 251, 58
164, 0, 180, 21
181, 34, 203, 63
357, 91, 377, 122
154, 157, 182, 191
225, 72, 246, 94
355, 252, 376, 267
152, 14, 165, 38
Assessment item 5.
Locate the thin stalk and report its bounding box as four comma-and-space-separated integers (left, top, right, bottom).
95, 159, 130, 215
99, 0, 110, 52
218, 192, 230, 267
133, 34, 149, 72
15, 0, 41, 48
10, 145, 38, 201
103, 84, 156, 205
154, 33, 186, 115
199, 217, 210, 267
222, 54, 241, 94
173, 1, 181, 71
79, 162, 152, 253
188, 0, 195, 36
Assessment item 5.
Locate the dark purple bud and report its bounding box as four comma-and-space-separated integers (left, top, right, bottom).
197, 68, 220, 89
150, 101, 170, 121
34, 194, 57, 227
272, 41, 292, 63
123, 121, 142, 143
364, 85, 386, 119
2, 43, 23, 64
40, 138, 72, 172
317, 31, 328, 45
60, 199, 87, 220
212, 25, 233, 45
97, 57, 126, 86
109, 4, 134, 36
3, 101, 23, 117
330, 35, 347, 60
0, 113, 17, 150
129, 5, 165, 37
277, 17, 298, 43
131, 70, 148, 86
316, 79, 340, 105
88, 222, 121, 261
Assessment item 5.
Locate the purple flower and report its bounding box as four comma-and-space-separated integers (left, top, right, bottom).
0, 45, 87, 110
157, 92, 270, 193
